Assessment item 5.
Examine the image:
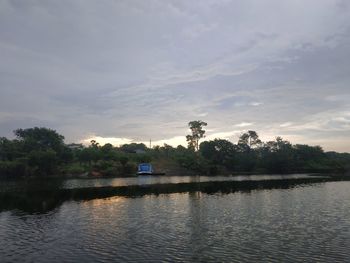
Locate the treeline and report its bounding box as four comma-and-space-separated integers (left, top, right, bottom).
0, 126, 349, 178
0, 127, 151, 177
197, 135, 349, 174
151, 132, 350, 175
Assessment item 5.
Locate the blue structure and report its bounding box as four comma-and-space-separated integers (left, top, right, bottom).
137, 163, 153, 175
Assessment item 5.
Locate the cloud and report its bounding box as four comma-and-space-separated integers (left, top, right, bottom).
249, 102, 263, 107
148, 136, 187, 148
0, 0, 350, 151
81, 136, 133, 147
235, 122, 254, 128
181, 22, 218, 40
280, 122, 293, 127
280, 110, 350, 132
205, 130, 242, 141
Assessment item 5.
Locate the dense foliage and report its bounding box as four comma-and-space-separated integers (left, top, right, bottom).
0, 126, 349, 177
160, 134, 349, 175
0, 127, 148, 177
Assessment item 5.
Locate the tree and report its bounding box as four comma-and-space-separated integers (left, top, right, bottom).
101, 143, 117, 161
60, 147, 74, 164
261, 137, 294, 173
238, 130, 262, 150
199, 141, 218, 161
14, 127, 65, 153
199, 139, 237, 172
28, 149, 58, 175
120, 143, 147, 153
186, 120, 207, 151
77, 148, 93, 166
200, 139, 235, 164
119, 156, 129, 167
0, 137, 23, 161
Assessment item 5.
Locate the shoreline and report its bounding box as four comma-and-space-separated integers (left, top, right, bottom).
0, 170, 348, 181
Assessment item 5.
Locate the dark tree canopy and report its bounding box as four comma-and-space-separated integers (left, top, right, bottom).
0, 124, 349, 177
14, 127, 65, 153
120, 143, 147, 153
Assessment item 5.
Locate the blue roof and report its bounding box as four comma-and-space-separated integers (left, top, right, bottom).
138, 163, 153, 172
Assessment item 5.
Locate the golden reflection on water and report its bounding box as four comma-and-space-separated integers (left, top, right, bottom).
82, 196, 127, 208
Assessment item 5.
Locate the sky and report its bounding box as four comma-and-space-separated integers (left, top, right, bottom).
0, 0, 350, 152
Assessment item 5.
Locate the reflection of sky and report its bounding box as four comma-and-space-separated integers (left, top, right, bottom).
0, 1, 350, 151
2, 183, 350, 262
61, 174, 326, 190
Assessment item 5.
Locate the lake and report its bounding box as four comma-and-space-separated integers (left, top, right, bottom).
1, 175, 350, 262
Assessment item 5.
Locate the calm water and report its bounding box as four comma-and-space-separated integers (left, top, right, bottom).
62, 174, 325, 189
0, 174, 326, 193
1, 181, 350, 262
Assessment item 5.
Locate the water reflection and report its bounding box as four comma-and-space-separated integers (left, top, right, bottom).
0, 175, 348, 213
62, 174, 325, 189
1, 182, 350, 262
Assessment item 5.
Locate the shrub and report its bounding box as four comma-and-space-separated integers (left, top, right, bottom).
62, 164, 86, 175
0, 160, 27, 177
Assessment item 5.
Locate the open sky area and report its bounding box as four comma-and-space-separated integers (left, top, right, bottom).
0, 0, 350, 152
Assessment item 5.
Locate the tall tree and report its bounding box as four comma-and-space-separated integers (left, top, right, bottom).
238, 130, 262, 149
186, 120, 207, 151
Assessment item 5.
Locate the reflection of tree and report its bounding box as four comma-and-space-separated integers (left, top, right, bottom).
187, 191, 207, 262
0, 179, 65, 213
1, 176, 346, 214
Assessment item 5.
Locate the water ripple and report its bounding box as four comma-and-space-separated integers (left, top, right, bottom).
1, 182, 350, 262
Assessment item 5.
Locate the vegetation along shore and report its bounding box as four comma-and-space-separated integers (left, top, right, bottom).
0, 121, 349, 178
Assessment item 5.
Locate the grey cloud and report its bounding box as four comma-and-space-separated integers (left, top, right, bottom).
0, 0, 349, 151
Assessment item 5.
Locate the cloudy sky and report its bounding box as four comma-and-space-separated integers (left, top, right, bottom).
1, 0, 350, 151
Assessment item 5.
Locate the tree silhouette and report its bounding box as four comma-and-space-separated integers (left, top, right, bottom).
186, 120, 207, 151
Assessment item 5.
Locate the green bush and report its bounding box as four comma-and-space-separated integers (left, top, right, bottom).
95, 160, 117, 170
0, 160, 27, 177
28, 149, 58, 175
62, 163, 87, 175
102, 166, 120, 177
134, 154, 152, 163
123, 163, 137, 175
